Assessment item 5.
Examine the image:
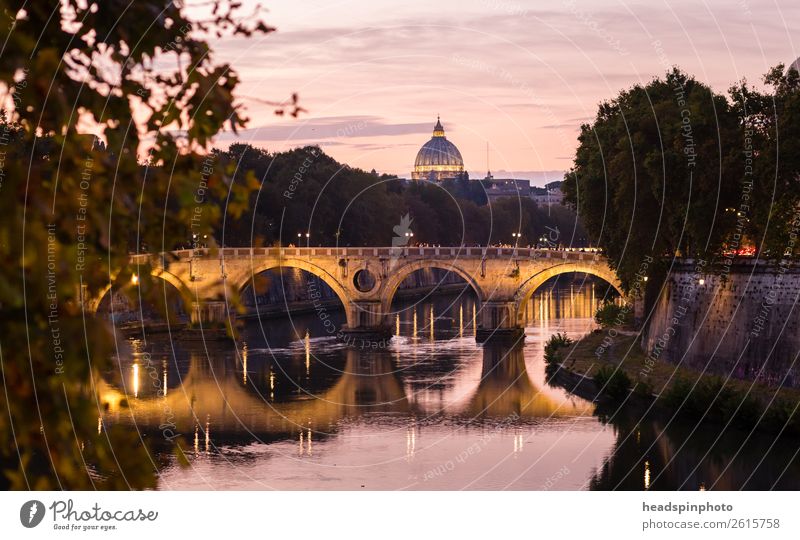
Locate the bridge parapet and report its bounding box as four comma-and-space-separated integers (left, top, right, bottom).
132, 246, 605, 262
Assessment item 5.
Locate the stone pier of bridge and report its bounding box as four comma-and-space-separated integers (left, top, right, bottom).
93, 246, 622, 343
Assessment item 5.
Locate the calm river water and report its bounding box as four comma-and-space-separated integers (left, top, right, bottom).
102, 282, 800, 490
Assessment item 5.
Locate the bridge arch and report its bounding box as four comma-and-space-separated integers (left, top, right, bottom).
236, 258, 355, 327
514, 262, 623, 323
379, 260, 484, 314
90, 269, 193, 321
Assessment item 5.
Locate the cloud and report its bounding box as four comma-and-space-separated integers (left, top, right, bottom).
216, 115, 433, 142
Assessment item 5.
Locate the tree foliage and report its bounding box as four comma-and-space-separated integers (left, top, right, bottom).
565, 66, 800, 292
729, 64, 800, 257
563, 69, 741, 290
0, 1, 283, 489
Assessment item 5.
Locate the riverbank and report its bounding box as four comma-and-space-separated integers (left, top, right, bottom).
546, 331, 800, 435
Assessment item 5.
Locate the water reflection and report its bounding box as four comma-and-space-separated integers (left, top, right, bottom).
468, 344, 593, 418
590, 405, 800, 490
101, 278, 800, 490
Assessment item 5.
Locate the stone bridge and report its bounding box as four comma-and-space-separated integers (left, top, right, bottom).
92, 246, 622, 342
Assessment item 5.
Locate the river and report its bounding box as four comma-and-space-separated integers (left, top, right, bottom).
101, 280, 800, 490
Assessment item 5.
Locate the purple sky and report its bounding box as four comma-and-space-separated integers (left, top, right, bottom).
209, 0, 800, 185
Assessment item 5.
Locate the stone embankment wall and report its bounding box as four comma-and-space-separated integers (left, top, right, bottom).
642, 260, 800, 388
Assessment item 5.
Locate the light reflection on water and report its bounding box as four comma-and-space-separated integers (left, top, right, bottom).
104, 282, 800, 490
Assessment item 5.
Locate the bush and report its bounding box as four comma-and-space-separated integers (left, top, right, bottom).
762, 399, 800, 435
663, 377, 769, 430
594, 302, 631, 328
594, 365, 632, 400
544, 332, 573, 365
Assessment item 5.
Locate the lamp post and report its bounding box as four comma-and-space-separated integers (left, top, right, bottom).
512, 232, 521, 256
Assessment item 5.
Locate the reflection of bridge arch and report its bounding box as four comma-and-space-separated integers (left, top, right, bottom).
380, 260, 484, 314
238, 258, 354, 327
514, 262, 623, 323
98, 348, 409, 439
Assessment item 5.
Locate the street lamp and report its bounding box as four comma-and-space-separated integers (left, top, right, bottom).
131, 273, 139, 286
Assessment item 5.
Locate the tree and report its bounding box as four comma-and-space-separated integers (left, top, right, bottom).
0, 1, 291, 489
729, 64, 800, 257
563, 69, 740, 290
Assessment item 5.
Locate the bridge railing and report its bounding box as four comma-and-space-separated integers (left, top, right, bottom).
130, 246, 604, 263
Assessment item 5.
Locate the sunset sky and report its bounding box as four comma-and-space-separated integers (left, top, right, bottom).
211, 0, 800, 185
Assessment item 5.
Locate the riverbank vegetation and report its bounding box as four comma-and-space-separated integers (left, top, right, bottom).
545, 332, 800, 435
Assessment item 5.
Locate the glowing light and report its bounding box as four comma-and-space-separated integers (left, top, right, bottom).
699, 278, 705, 286
513, 432, 524, 454
429, 305, 434, 341
644, 460, 651, 490
406, 425, 416, 461
132, 363, 140, 398
97, 416, 102, 434
205, 420, 210, 453
412, 310, 417, 339
269, 371, 275, 391
242, 345, 248, 385
396, 315, 400, 336
131, 273, 139, 286
459, 305, 464, 337
305, 331, 310, 375
194, 425, 199, 455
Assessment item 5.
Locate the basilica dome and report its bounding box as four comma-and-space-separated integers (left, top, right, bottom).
412, 117, 465, 181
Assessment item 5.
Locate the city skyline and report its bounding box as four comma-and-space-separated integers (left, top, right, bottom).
210, 0, 800, 182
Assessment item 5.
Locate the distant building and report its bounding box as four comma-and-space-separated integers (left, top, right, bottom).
410, 116, 566, 207
412, 117, 467, 181
530, 186, 564, 207
485, 178, 531, 203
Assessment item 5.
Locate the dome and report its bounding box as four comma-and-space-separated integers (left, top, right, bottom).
412, 117, 465, 181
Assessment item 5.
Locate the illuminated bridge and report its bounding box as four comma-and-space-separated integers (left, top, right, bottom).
91, 246, 622, 342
